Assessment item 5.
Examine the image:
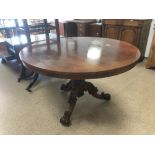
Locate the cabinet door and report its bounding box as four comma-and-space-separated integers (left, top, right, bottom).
146, 30, 155, 68
120, 27, 140, 46
64, 22, 78, 37
103, 25, 121, 40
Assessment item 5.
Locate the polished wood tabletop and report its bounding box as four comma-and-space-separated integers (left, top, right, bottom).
19, 37, 141, 79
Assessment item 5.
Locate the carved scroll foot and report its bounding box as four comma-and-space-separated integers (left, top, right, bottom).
86, 81, 111, 100
60, 80, 81, 126
60, 111, 72, 126
60, 80, 111, 126
60, 89, 77, 126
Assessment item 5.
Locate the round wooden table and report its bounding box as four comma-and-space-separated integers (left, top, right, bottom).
19, 37, 141, 126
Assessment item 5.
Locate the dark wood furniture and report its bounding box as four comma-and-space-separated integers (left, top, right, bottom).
0, 19, 60, 63
88, 23, 102, 37
0, 19, 60, 89
58, 21, 66, 36
19, 37, 140, 126
65, 19, 96, 37
146, 28, 155, 68
102, 19, 152, 61
0, 20, 59, 38
19, 19, 60, 91
64, 22, 78, 37
63, 19, 151, 60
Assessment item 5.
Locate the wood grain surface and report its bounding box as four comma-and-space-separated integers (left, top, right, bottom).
19, 37, 141, 79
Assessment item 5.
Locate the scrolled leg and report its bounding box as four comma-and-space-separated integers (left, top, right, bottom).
86, 81, 111, 100
60, 80, 72, 91
60, 80, 111, 126
60, 91, 77, 126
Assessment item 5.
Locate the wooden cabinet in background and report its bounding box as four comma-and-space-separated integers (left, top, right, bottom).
65, 20, 96, 37
103, 19, 143, 45
102, 19, 152, 61
120, 26, 141, 46
63, 19, 152, 61
146, 29, 155, 68
77, 23, 88, 36
88, 23, 102, 37
104, 25, 121, 39
64, 22, 77, 37
74, 20, 96, 36
102, 19, 122, 39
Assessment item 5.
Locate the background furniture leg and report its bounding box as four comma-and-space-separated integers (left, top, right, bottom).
18, 64, 26, 82
1, 58, 6, 63
18, 64, 34, 82
26, 73, 39, 92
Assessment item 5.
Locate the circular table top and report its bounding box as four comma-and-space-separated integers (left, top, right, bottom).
19, 37, 141, 79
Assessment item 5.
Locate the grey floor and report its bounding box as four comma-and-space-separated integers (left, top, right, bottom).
0, 59, 155, 134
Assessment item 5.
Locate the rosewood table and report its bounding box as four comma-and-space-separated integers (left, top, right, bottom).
19, 37, 141, 126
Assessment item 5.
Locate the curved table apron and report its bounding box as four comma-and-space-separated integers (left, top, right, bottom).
19, 37, 141, 126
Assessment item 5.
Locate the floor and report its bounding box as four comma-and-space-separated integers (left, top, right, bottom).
0, 59, 155, 135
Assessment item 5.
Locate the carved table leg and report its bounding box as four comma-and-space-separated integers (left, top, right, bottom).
60, 80, 111, 126
26, 73, 39, 92
60, 92, 77, 126
60, 80, 72, 91
60, 80, 86, 126
86, 81, 111, 100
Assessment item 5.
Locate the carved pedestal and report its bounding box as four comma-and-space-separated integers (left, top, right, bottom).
60, 80, 111, 126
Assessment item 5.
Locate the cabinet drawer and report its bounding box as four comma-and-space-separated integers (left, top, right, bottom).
123, 20, 143, 27
103, 19, 123, 25
89, 31, 102, 37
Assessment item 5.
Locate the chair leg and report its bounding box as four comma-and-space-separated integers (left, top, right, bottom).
26, 73, 39, 92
